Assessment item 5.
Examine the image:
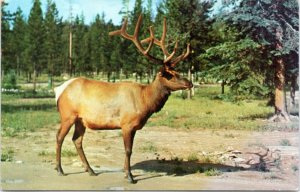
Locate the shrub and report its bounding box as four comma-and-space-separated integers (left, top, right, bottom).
204, 167, 222, 176
279, 139, 291, 146
1, 148, 14, 162
2, 70, 19, 89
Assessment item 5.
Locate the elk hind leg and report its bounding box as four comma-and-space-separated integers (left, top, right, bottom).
73, 121, 97, 176
56, 119, 74, 176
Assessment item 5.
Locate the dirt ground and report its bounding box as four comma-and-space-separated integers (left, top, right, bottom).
1, 125, 299, 190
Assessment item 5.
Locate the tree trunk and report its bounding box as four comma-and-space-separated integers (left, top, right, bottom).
33, 68, 37, 93
120, 68, 123, 82
187, 67, 193, 99
69, 31, 73, 77
290, 74, 298, 106
48, 74, 53, 89
221, 80, 225, 94
270, 57, 290, 122
1, 70, 4, 81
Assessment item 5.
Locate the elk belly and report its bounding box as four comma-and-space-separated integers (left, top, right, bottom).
80, 109, 121, 130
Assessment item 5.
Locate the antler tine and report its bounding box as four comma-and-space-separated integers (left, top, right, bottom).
160, 17, 169, 57
170, 43, 190, 67
109, 15, 162, 64
109, 15, 190, 67
141, 17, 182, 65
164, 41, 178, 63
108, 17, 128, 36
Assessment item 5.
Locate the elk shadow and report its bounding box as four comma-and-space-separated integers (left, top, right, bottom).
131, 159, 247, 181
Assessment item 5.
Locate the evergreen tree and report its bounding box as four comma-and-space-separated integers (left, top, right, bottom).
164, 0, 214, 71
90, 14, 106, 75
82, 28, 93, 75
27, 0, 45, 91
60, 21, 72, 75
44, 0, 63, 87
199, 27, 269, 99
1, 1, 14, 76
102, 19, 116, 81
130, 0, 145, 82
223, 0, 299, 121
11, 7, 28, 76
72, 14, 87, 75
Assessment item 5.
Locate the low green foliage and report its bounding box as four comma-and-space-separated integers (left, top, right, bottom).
187, 153, 199, 162
61, 149, 77, 157
139, 141, 158, 153
1, 148, 14, 162
291, 164, 299, 173
204, 167, 222, 176
148, 86, 273, 130
279, 139, 291, 146
171, 156, 184, 164
1, 95, 59, 137
1, 85, 272, 138
38, 150, 51, 157
2, 70, 19, 89
38, 149, 77, 157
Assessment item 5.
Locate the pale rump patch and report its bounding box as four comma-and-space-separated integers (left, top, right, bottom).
54, 78, 78, 104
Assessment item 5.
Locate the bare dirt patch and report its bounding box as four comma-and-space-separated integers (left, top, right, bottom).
1, 125, 299, 190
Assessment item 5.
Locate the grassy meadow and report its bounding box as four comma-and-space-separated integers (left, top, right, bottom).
1, 85, 273, 137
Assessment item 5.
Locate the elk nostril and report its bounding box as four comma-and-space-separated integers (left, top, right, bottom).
184, 81, 193, 88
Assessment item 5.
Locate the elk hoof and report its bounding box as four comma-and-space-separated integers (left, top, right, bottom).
56, 166, 67, 176
57, 171, 67, 176
88, 170, 97, 176
126, 173, 137, 184
85, 167, 97, 176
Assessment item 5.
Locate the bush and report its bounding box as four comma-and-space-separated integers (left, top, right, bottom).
2, 70, 20, 89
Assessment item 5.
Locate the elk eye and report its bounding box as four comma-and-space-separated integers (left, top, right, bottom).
163, 71, 174, 80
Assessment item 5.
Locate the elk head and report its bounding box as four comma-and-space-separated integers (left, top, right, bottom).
109, 15, 193, 91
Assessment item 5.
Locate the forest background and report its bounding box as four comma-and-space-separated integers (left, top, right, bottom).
1, 0, 299, 120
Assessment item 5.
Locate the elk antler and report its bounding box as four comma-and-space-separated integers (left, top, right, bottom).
109, 15, 190, 68
141, 17, 190, 67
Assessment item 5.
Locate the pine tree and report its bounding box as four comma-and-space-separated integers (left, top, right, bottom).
223, 0, 299, 121
27, 0, 45, 91
1, 1, 14, 77
11, 7, 28, 77
163, 0, 214, 98
72, 14, 87, 75
44, 0, 63, 87
130, 0, 144, 82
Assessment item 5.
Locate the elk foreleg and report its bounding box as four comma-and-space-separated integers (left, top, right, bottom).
122, 129, 136, 184
73, 121, 97, 176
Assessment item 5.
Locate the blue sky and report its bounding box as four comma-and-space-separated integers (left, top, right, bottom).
5, 0, 162, 24
5, 0, 222, 25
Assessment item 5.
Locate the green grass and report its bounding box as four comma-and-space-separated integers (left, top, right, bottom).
147, 86, 273, 130
61, 149, 78, 157
1, 94, 59, 137
139, 141, 158, 153
187, 153, 199, 161
38, 149, 77, 157
204, 167, 222, 176
1, 148, 15, 162
1, 85, 273, 137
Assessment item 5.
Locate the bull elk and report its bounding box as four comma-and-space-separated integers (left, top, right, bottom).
54, 15, 192, 184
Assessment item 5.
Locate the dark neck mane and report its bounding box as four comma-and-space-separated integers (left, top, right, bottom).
143, 77, 170, 114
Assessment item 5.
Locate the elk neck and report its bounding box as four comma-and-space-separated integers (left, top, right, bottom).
143, 75, 171, 114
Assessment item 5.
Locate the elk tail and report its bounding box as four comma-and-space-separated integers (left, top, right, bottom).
54, 78, 78, 110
